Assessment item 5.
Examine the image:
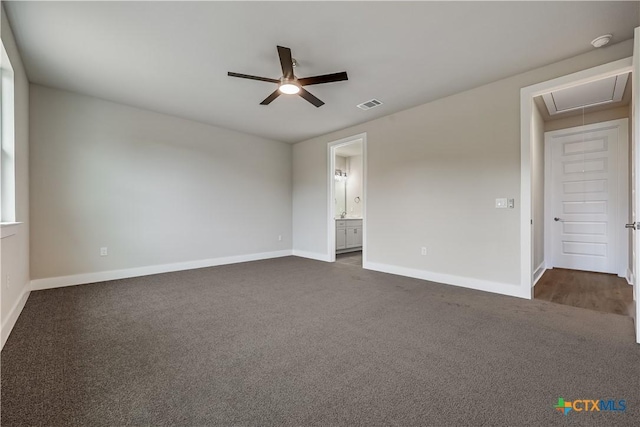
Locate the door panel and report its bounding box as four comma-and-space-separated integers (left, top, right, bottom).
550, 126, 619, 273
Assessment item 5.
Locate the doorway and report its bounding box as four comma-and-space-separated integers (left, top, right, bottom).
520, 51, 640, 343
534, 81, 631, 316
544, 118, 629, 275
327, 133, 367, 265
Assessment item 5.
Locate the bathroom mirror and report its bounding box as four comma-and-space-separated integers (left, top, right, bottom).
335, 178, 346, 217
334, 140, 363, 219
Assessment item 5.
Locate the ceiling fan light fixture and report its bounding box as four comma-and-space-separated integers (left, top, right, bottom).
279, 82, 300, 95
228, 45, 347, 107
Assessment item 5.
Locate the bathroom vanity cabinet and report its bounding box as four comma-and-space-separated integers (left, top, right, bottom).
336, 219, 362, 253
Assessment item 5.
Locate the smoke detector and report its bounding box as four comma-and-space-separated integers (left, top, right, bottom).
591, 34, 612, 48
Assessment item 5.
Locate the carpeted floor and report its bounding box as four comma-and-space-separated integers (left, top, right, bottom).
2, 256, 639, 426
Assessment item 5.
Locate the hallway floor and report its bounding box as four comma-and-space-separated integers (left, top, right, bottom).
534, 268, 633, 316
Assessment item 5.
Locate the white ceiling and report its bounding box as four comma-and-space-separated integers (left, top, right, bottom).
4, 1, 639, 143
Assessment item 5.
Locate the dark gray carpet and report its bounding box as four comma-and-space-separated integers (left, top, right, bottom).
2, 256, 639, 426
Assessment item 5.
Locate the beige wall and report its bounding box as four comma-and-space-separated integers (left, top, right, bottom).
544, 106, 630, 132
292, 39, 633, 294
532, 102, 545, 277
30, 85, 292, 280
1, 6, 30, 347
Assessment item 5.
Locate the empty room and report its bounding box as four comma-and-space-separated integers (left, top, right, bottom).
1, 2, 640, 425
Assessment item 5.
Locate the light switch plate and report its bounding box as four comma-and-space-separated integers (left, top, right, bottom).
508, 198, 515, 209
495, 198, 508, 209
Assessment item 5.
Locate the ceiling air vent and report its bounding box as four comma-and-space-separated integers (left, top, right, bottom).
357, 99, 383, 110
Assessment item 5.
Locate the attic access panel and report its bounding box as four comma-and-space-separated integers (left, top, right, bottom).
542, 73, 629, 116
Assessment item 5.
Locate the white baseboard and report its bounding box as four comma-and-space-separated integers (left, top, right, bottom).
1, 286, 30, 350
626, 268, 634, 286
292, 250, 331, 262
363, 261, 529, 299
31, 250, 293, 291
533, 262, 546, 287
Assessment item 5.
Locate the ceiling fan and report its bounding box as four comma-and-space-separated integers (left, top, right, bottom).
228, 46, 348, 107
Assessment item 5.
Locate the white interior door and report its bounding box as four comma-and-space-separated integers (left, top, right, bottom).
632, 27, 640, 344
547, 123, 623, 274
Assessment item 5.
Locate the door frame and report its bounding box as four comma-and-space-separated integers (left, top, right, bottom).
520, 57, 633, 299
632, 27, 640, 343
327, 133, 367, 263
543, 119, 629, 277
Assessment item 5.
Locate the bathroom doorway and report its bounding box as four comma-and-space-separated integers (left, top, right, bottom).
327, 133, 367, 265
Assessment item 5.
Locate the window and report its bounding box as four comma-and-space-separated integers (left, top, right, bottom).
1, 40, 15, 223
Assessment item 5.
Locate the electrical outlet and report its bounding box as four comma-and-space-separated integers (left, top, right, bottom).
100, 247, 108, 256
5, 274, 10, 289
421, 247, 427, 256
278, 235, 282, 241
508, 198, 515, 209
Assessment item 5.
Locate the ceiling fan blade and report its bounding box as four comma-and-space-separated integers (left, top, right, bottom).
228, 72, 279, 84
298, 88, 324, 107
260, 89, 281, 105
297, 72, 348, 86
277, 46, 295, 80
